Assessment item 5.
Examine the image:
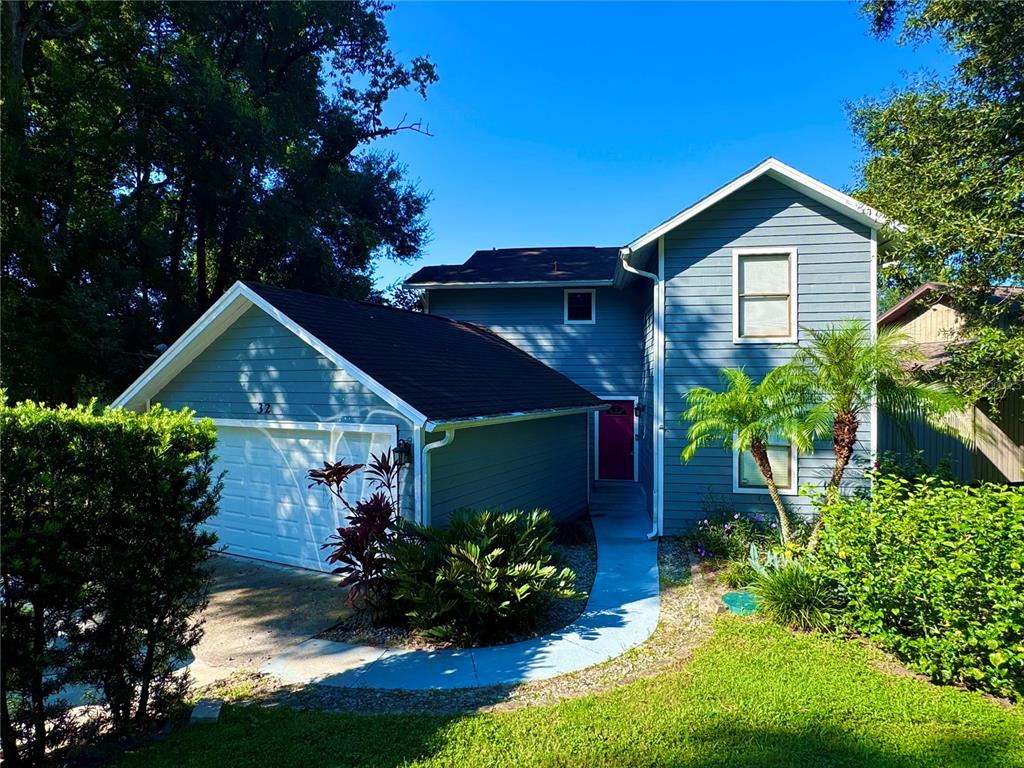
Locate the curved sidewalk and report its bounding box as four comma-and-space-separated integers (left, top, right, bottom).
261, 484, 659, 690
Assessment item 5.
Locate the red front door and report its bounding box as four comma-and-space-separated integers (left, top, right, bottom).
598, 400, 634, 480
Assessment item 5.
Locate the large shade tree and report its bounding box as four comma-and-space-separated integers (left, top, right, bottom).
1, 1, 436, 404
853, 0, 1024, 402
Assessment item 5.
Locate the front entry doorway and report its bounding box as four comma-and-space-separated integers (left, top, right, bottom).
597, 399, 636, 481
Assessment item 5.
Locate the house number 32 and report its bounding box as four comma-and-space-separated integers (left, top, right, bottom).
256, 402, 273, 414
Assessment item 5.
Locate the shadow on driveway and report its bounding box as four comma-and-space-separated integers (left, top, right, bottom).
189, 554, 348, 687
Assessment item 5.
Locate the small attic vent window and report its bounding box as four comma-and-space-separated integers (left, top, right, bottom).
565, 289, 595, 324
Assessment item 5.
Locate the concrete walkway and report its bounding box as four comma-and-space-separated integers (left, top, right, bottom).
262, 483, 660, 690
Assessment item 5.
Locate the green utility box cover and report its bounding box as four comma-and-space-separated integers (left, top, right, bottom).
722, 590, 758, 616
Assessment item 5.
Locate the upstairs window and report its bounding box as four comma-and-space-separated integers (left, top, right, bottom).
564, 289, 595, 324
735, 437, 797, 495
733, 248, 797, 342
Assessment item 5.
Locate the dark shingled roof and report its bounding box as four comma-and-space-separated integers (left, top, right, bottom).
405, 246, 620, 286
243, 282, 603, 422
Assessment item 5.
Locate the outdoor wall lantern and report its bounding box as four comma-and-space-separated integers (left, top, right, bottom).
394, 439, 413, 468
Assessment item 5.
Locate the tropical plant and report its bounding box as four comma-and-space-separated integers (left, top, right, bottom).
791, 321, 963, 548
384, 509, 583, 645
313, 450, 401, 616
690, 497, 774, 561
680, 367, 813, 546
748, 545, 837, 632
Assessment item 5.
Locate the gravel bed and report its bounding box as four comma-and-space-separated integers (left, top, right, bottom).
317, 517, 598, 650
200, 536, 727, 715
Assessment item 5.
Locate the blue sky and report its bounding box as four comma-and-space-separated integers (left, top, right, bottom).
372, 1, 954, 289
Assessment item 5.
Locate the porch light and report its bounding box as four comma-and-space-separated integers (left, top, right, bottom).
394, 439, 413, 467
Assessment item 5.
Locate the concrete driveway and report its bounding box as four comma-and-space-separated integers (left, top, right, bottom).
188, 554, 349, 688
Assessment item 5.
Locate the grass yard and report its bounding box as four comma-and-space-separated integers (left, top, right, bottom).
116, 617, 1024, 768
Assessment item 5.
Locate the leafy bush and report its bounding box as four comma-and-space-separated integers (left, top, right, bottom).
690, 496, 774, 561
749, 546, 836, 632
1, 399, 221, 764
384, 509, 584, 645
313, 450, 400, 618
816, 474, 1024, 699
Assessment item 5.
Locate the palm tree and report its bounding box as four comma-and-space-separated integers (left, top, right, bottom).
680, 366, 812, 547
793, 321, 964, 549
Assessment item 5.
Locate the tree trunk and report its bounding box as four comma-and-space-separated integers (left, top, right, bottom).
166, 178, 192, 337
749, 439, 793, 546
807, 411, 860, 552
195, 204, 209, 311
134, 616, 161, 723
1, 643, 23, 767
30, 603, 46, 765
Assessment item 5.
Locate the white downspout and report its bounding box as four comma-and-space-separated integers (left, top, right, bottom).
420, 429, 455, 527
620, 248, 663, 540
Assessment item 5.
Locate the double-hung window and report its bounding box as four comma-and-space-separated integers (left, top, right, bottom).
734, 437, 798, 495
733, 247, 797, 342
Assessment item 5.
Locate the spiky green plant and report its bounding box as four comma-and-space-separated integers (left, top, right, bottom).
791, 321, 964, 549
680, 367, 812, 547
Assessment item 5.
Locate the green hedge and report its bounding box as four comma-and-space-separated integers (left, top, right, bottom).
816, 475, 1024, 699
1, 399, 221, 765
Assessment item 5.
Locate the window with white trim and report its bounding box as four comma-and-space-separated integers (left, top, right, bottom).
735, 438, 797, 494
734, 248, 796, 341
564, 289, 595, 324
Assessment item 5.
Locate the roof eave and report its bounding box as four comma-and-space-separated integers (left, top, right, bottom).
423, 404, 607, 433
404, 279, 615, 290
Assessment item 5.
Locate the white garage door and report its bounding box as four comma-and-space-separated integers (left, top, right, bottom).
211, 422, 396, 570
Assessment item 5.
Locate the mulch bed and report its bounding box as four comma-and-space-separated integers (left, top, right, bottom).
316, 515, 599, 650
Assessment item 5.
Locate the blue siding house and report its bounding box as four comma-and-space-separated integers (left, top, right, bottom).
114, 158, 894, 568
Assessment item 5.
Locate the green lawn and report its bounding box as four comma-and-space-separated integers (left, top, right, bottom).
118, 618, 1024, 768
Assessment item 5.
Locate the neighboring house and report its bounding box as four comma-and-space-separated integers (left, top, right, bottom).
877, 282, 1023, 483
114, 157, 893, 569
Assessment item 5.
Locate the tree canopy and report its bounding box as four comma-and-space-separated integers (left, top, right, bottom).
854, 0, 1022, 302
1, 1, 436, 404
853, 0, 1023, 403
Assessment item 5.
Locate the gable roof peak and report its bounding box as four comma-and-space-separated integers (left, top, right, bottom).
622, 158, 901, 255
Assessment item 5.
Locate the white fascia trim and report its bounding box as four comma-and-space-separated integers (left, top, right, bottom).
869, 230, 879, 464
421, 429, 455, 527
731, 247, 799, 345
592, 395, 639, 482
732, 442, 800, 496
209, 418, 397, 435
112, 281, 430, 428
625, 158, 901, 253
404, 280, 614, 290
564, 288, 596, 325
423, 405, 604, 433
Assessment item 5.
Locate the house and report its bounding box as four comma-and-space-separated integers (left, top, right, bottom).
877, 282, 1023, 483
114, 158, 893, 570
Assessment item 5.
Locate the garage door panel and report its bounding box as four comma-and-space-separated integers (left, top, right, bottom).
208, 424, 395, 570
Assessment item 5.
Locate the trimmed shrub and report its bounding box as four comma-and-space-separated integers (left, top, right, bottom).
816, 475, 1024, 699
384, 509, 584, 645
1, 399, 221, 764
